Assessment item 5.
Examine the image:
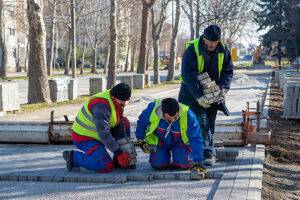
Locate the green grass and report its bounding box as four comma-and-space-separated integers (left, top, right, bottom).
18, 95, 89, 114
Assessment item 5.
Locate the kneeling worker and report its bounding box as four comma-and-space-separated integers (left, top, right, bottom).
135, 98, 206, 172
63, 83, 136, 173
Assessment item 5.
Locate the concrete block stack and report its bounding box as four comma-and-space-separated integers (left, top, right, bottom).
0, 83, 20, 112
89, 77, 105, 95
49, 78, 69, 102
133, 74, 145, 89
197, 72, 223, 104
284, 82, 300, 118
119, 75, 133, 88
68, 79, 78, 100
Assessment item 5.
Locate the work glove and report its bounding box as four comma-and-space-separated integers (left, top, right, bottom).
115, 151, 130, 168
197, 96, 211, 108
136, 140, 150, 153
219, 89, 228, 101
190, 162, 207, 173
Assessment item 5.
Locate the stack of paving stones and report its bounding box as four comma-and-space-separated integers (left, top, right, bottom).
49, 78, 70, 102
89, 77, 105, 95
284, 82, 300, 118
68, 79, 78, 100
197, 72, 223, 104
216, 148, 239, 161
133, 74, 145, 89
119, 75, 133, 88
0, 83, 20, 113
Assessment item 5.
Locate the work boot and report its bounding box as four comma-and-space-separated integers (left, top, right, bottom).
203, 156, 216, 166
62, 150, 78, 171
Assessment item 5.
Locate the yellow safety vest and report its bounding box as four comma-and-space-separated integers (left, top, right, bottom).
145, 99, 190, 145
182, 38, 225, 78
72, 90, 118, 141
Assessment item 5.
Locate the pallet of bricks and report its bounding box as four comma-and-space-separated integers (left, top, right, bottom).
279, 68, 300, 119
284, 82, 300, 119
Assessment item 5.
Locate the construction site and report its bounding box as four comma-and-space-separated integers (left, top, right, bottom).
0, 63, 298, 200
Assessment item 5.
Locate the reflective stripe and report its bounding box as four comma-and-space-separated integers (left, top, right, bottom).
81, 106, 94, 122
218, 53, 224, 78
74, 117, 97, 132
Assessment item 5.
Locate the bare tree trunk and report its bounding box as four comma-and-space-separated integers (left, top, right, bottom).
80, 34, 86, 75
0, 0, 7, 78
107, 0, 117, 89
130, 43, 136, 72
48, 1, 56, 76
71, 0, 76, 78
104, 44, 110, 74
167, 0, 180, 81
27, 0, 51, 104
137, 0, 155, 74
146, 46, 151, 71
195, 0, 200, 38
54, 28, 59, 70
278, 40, 282, 66
188, 0, 194, 39
153, 39, 160, 84
124, 40, 131, 72
91, 47, 97, 74
64, 31, 71, 75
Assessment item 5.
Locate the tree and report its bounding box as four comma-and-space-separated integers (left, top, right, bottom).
255, 0, 288, 65
166, 0, 180, 81
27, 0, 51, 104
107, 0, 117, 89
181, 0, 194, 39
0, 0, 7, 78
137, 0, 156, 74
151, 0, 170, 84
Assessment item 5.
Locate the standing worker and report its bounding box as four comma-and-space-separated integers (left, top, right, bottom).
178, 25, 234, 165
135, 98, 206, 172
63, 83, 136, 173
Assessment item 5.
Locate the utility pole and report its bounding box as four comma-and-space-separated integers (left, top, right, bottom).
71, 0, 76, 78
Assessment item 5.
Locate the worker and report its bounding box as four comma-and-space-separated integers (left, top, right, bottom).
135, 98, 206, 172
178, 24, 234, 165
62, 83, 135, 173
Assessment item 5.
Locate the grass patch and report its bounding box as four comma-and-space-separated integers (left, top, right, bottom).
18, 95, 89, 114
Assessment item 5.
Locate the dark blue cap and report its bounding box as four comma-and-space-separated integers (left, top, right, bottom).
111, 83, 131, 101
203, 25, 221, 41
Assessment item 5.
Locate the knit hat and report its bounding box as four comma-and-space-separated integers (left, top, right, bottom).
161, 98, 179, 116
111, 83, 131, 101
203, 25, 221, 41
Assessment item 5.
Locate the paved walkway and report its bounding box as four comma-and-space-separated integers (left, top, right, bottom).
0, 144, 265, 200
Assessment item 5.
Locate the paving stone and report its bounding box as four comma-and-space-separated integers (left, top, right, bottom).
8, 175, 18, 181
179, 173, 191, 180
52, 176, 64, 182
18, 175, 27, 181
63, 176, 78, 182
27, 175, 39, 182
153, 173, 165, 180
77, 176, 88, 183
86, 176, 106, 183
40, 175, 53, 182
164, 173, 176, 180
190, 172, 204, 180
129, 174, 153, 181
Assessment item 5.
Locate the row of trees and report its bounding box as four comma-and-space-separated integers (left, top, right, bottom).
0, 0, 255, 104
255, 0, 300, 65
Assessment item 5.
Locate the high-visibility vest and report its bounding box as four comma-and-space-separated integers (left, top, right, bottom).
145, 99, 190, 145
72, 90, 118, 141
183, 38, 225, 78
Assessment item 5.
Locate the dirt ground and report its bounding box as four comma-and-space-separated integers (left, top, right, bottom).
262, 72, 300, 200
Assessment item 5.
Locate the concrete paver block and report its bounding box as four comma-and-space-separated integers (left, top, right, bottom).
190, 172, 205, 180
120, 75, 134, 88
52, 176, 64, 182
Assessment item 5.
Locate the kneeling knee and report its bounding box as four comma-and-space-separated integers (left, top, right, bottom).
98, 161, 114, 173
